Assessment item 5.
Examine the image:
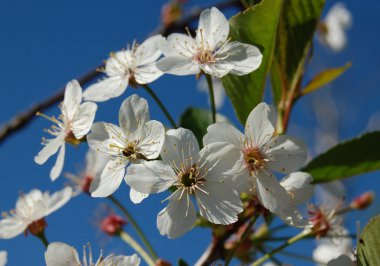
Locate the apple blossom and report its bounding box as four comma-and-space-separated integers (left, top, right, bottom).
203, 103, 308, 226
45, 242, 140, 266
83, 35, 164, 102
87, 94, 165, 202
34, 80, 97, 180
156, 7, 262, 78
125, 127, 243, 238
0, 187, 72, 239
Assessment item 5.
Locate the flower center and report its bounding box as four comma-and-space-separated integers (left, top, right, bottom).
243, 146, 266, 175
194, 48, 216, 64
179, 166, 199, 187
122, 141, 146, 160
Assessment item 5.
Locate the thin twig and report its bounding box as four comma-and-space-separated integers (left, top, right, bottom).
0, 0, 241, 145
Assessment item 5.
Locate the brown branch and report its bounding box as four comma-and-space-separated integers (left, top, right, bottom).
0, 0, 242, 145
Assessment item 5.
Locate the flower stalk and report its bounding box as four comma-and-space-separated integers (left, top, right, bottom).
205, 74, 216, 123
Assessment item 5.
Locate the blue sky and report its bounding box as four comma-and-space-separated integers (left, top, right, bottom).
0, 0, 379, 265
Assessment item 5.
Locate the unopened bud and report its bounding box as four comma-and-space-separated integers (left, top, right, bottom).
100, 214, 126, 235
155, 259, 172, 266
350, 191, 374, 210
161, 3, 182, 27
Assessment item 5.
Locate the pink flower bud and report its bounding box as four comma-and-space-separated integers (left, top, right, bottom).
100, 214, 126, 235
350, 191, 374, 210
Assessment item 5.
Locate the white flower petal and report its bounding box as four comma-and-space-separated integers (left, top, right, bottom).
34, 134, 64, 165
50, 143, 65, 181
265, 135, 307, 174
135, 120, 165, 159
105, 50, 133, 77
156, 56, 200, 76
44, 187, 72, 216
85, 149, 109, 177
203, 122, 244, 148
161, 128, 200, 168
197, 7, 229, 50
90, 159, 125, 197
45, 242, 80, 266
15, 189, 44, 218
196, 180, 243, 225
157, 196, 196, 239
0, 217, 27, 239
83, 76, 129, 102
125, 160, 176, 194
280, 172, 314, 205
160, 33, 196, 58
200, 63, 231, 78
255, 171, 291, 214
63, 80, 82, 120
87, 122, 125, 156
276, 206, 308, 228
103, 254, 141, 266
217, 41, 262, 76
245, 103, 276, 147
72, 102, 97, 139
134, 63, 163, 84
199, 142, 243, 179
119, 95, 149, 134
129, 188, 149, 204
136, 35, 164, 66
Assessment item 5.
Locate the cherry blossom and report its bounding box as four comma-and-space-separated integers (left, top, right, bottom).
83, 35, 164, 102
0, 187, 72, 239
157, 7, 262, 77
125, 127, 243, 238
34, 80, 97, 180
87, 94, 165, 202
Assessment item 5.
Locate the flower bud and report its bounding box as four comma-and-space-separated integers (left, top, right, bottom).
161, 3, 182, 26
100, 214, 126, 235
350, 191, 374, 210
155, 259, 172, 266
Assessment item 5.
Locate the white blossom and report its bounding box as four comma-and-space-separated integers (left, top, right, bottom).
313, 228, 354, 265
45, 242, 140, 266
280, 171, 314, 206
156, 7, 262, 78
204, 103, 308, 226
83, 35, 164, 102
87, 94, 165, 201
320, 3, 352, 52
125, 127, 243, 238
0, 187, 72, 239
34, 80, 97, 181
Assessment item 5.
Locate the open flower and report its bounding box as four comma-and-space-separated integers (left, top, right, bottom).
87, 94, 165, 201
65, 149, 109, 195
125, 128, 243, 238
34, 80, 97, 180
83, 35, 164, 102
156, 7, 262, 78
45, 242, 140, 266
319, 3, 352, 52
203, 103, 308, 226
0, 187, 72, 239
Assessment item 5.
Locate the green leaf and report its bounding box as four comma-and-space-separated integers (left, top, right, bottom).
302, 62, 352, 95
270, 0, 325, 105
222, 0, 282, 124
358, 215, 380, 266
303, 131, 380, 183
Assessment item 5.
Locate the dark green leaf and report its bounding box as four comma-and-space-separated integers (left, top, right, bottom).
302, 62, 351, 95
303, 132, 380, 183
358, 215, 380, 266
222, 0, 282, 124
179, 107, 213, 147
270, 0, 325, 105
